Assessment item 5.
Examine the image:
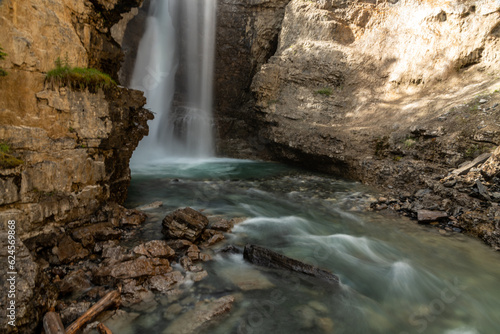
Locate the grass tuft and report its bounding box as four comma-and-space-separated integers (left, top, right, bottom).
315, 87, 333, 97
0, 142, 23, 169
46, 57, 116, 92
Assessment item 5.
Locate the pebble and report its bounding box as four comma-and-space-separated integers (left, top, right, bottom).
479, 98, 488, 104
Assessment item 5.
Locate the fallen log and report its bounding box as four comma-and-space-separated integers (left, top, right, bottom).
43, 312, 65, 334
65, 290, 121, 334
97, 323, 113, 334
243, 244, 340, 285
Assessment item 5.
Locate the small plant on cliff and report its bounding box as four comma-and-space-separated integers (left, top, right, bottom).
0, 45, 7, 77
404, 138, 416, 149
0, 142, 23, 169
315, 87, 333, 97
46, 57, 116, 92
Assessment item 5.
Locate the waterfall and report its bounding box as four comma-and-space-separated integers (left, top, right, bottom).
130, 0, 216, 163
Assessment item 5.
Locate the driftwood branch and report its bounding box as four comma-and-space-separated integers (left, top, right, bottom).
65, 290, 121, 334
97, 323, 113, 334
43, 312, 65, 334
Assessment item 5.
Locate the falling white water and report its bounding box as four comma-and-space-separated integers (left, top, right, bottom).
130, 0, 216, 164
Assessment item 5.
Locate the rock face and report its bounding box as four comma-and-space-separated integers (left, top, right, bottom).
250, 0, 500, 172
216, 0, 500, 248
0, 0, 149, 331
215, 0, 291, 157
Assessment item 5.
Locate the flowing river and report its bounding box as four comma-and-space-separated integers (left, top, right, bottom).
123, 158, 500, 334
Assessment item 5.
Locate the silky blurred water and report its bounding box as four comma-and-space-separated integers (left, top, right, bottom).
123, 158, 500, 334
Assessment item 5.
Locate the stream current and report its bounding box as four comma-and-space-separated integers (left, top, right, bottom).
124, 158, 500, 334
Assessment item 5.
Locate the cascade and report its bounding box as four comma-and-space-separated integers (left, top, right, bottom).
130, 0, 216, 163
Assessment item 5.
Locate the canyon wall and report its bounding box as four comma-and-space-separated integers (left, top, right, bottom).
216, 0, 500, 248
0, 0, 150, 331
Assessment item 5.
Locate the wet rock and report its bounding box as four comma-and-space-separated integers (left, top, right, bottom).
209, 217, 234, 232
133, 240, 176, 259
59, 301, 91, 325
147, 271, 184, 293
187, 244, 201, 261
164, 303, 184, 321
72, 222, 122, 248
135, 201, 164, 211
101, 310, 141, 334
52, 235, 89, 264
119, 209, 148, 227
162, 295, 235, 334
58, 269, 92, 297
180, 256, 193, 271
167, 239, 194, 253
94, 257, 171, 280
121, 279, 158, 311
243, 244, 340, 285
206, 232, 225, 246
190, 270, 209, 282
199, 252, 213, 262
294, 305, 316, 328
102, 244, 133, 264
162, 207, 209, 242
316, 317, 335, 333
219, 245, 242, 255
417, 210, 448, 223
219, 265, 275, 291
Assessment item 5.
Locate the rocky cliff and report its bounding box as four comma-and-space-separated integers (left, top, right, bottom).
217, 0, 500, 248
0, 0, 151, 332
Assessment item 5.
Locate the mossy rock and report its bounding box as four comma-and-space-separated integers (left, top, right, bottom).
0, 151, 23, 169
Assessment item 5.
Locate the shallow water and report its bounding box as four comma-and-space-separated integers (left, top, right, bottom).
124, 158, 500, 334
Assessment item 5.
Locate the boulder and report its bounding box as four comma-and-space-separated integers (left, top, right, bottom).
162, 207, 209, 242
52, 235, 89, 264
133, 240, 176, 259
94, 257, 171, 280
417, 210, 448, 223
243, 244, 339, 285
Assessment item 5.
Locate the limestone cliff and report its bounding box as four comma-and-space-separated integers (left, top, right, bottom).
217, 0, 500, 248
0, 0, 150, 332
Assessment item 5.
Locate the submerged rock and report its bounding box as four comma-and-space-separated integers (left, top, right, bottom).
135, 201, 164, 211
243, 244, 339, 285
147, 271, 184, 293
162, 295, 235, 334
162, 207, 209, 242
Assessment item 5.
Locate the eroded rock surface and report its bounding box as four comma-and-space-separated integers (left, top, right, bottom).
215, 0, 500, 248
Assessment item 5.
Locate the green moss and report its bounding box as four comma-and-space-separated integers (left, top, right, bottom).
0, 45, 7, 77
0, 142, 23, 169
315, 87, 333, 97
404, 138, 416, 149
46, 57, 116, 92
